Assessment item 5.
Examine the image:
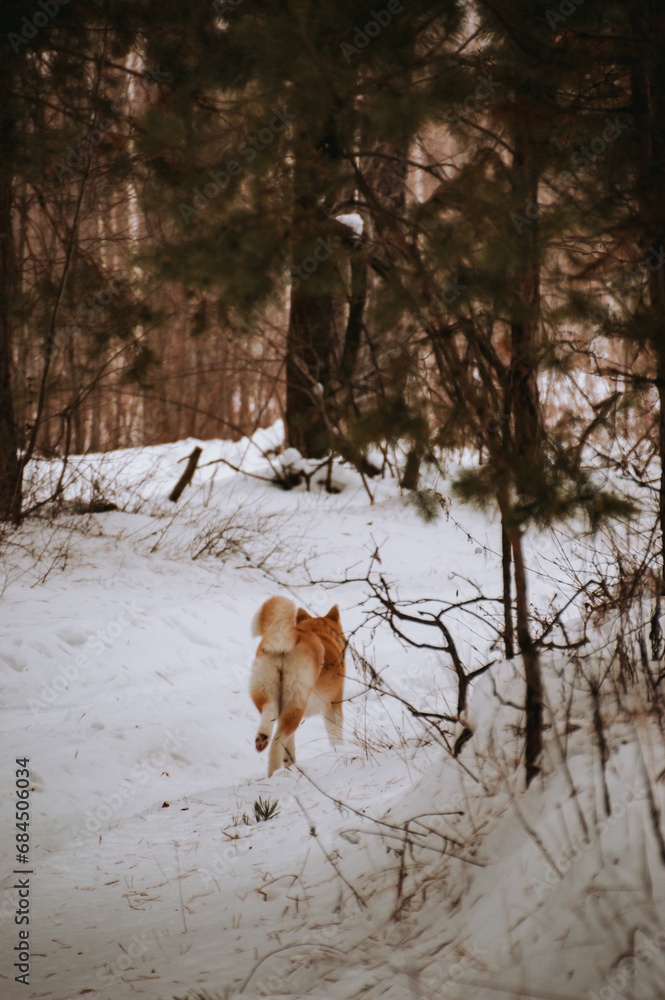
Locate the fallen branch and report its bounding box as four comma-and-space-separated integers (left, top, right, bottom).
168, 446, 202, 502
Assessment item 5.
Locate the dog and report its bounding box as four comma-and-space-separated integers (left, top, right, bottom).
250, 596, 346, 776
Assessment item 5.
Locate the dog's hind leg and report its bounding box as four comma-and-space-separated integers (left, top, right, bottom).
255, 704, 277, 753
250, 653, 281, 753
266, 639, 320, 776
324, 704, 344, 747
268, 706, 305, 776
267, 729, 292, 776
282, 732, 296, 769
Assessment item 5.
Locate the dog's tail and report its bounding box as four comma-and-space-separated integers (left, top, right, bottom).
252, 595, 298, 653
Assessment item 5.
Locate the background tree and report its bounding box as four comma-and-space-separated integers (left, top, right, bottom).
0, 0, 157, 517
136, 0, 467, 460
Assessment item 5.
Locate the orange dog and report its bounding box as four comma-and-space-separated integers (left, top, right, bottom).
250, 596, 346, 776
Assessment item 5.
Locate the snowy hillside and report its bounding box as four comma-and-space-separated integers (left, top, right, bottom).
1, 426, 664, 1000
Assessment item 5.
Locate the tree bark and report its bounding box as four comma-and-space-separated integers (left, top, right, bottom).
628, 0, 665, 584
508, 520, 543, 786
501, 519, 515, 659
509, 127, 545, 470
285, 290, 332, 458
337, 250, 368, 403
505, 94, 548, 784
169, 446, 202, 502
0, 60, 21, 521
658, 359, 665, 587
284, 128, 339, 458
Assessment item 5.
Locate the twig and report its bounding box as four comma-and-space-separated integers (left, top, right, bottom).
238, 941, 349, 994
633, 727, 665, 867
589, 681, 611, 818
293, 762, 481, 865
502, 769, 563, 878
292, 761, 429, 838
541, 684, 590, 840
341, 825, 484, 867
173, 841, 187, 934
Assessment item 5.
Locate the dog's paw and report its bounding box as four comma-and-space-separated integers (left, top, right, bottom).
255, 734, 269, 752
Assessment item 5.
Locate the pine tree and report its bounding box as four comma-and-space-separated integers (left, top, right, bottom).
557, 0, 665, 584
405, 0, 635, 784
135, 0, 466, 458
0, 34, 22, 519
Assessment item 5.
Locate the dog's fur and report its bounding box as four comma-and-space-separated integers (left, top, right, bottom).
250, 596, 346, 776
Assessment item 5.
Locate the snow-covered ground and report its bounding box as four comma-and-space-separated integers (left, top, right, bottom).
1, 424, 664, 1000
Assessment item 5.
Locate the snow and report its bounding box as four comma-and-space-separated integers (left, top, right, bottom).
334, 213, 364, 238
1, 425, 664, 1000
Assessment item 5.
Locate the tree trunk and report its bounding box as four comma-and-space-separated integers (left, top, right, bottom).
337, 250, 368, 407
658, 357, 665, 587
628, 1, 665, 584
506, 100, 548, 783
501, 519, 515, 659
400, 447, 421, 490
509, 523, 543, 786
509, 127, 544, 469
285, 290, 332, 458
508, 523, 543, 784
0, 67, 21, 521
284, 133, 338, 458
